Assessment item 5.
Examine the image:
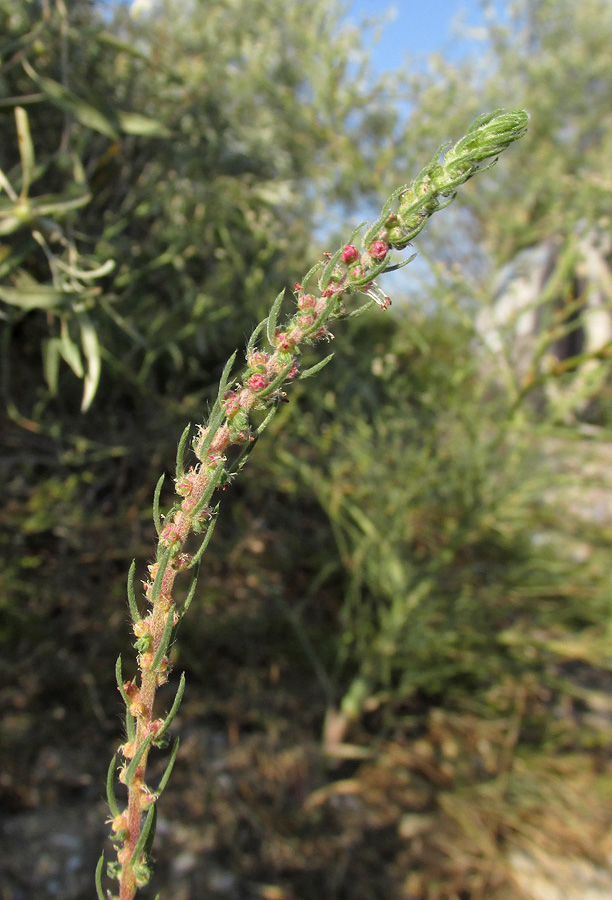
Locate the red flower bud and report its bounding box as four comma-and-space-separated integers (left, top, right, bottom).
248, 373, 266, 392
297, 293, 317, 310
341, 244, 359, 264
275, 331, 296, 352
370, 240, 389, 260
223, 391, 241, 417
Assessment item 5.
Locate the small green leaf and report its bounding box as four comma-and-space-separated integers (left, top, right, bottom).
319, 245, 344, 291
217, 350, 238, 404
151, 609, 174, 671
127, 560, 141, 624
156, 737, 180, 794
155, 673, 185, 740
125, 707, 135, 743
246, 316, 268, 358
151, 547, 171, 601
266, 288, 285, 347
106, 755, 120, 819
152, 474, 165, 537
125, 734, 152, 786
194, 459, 226, 514
257, 359, 294, 399
95, 854, 106, 900
115, 656, 130, 706
299, 352, 335, 380
187, 514, 217, 570
180, 564, 200, 615
300, 259, 324, 289
142, 803, 158, 859
194, 400, 225, 461
175, 424, 191, 481
130, 803, 156, 865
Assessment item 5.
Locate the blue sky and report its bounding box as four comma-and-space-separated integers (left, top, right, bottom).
344, 0, 501, 71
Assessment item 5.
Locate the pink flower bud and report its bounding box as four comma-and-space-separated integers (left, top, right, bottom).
341, 244, 359, 265
370, 240, 389, 260
223, 391, 241, 417
247, 351, 270, 370
275, 331, 296, 352
297, 293, 317, 310
248, 373, 267, 391
160, 522, 181, 548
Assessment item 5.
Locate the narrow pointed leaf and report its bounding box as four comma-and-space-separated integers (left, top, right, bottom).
151, 609, 174, 671
299, 352, 335, 379
194, 459, 226, 513
130, 803, 156, 864
125, 706, 135, 743
115, 656, 131, 706
156, 738, 180, 795
217, 350, 238, 404
127, 560, 141, 624
95, 854, 105, 900
151, 547, 171, 601
194, 400, 225, 461
301, 259, 324, 289
142, 803, 158, 859
266, 289, 285, 346
181, 565, 200, 615
175, 424, 191, 480
152, 474, 165, 537
106, 755, 120, 818
155, 673, 186, 740
125, 734, 152, 785
257, 360, 295, 399
246, 316, 268, 358
319, 244, 345, 291
187, 514, 217, 571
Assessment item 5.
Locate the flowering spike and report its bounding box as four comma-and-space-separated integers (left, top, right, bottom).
104, 109, 528, 900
